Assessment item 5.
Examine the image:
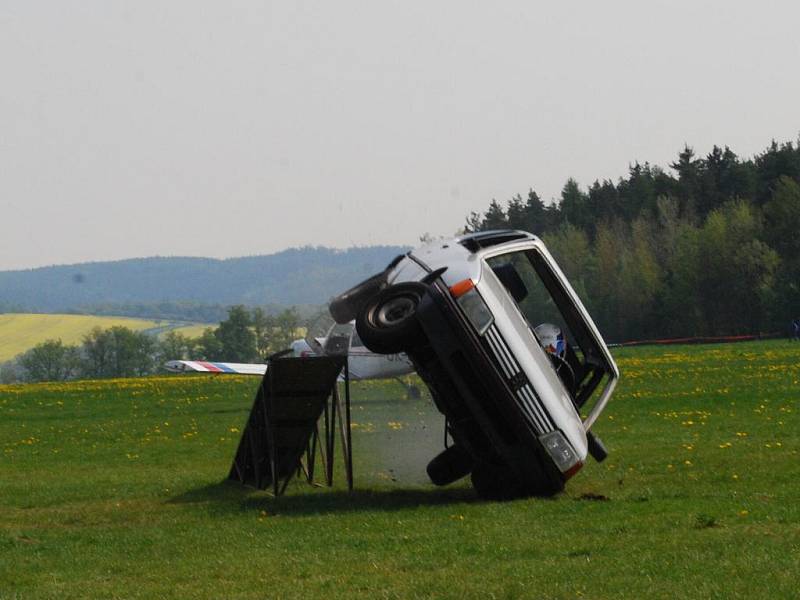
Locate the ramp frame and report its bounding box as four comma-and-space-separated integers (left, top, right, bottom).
228, 355, 353, 496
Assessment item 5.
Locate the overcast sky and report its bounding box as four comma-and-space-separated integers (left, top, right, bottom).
1, 1, 799, 270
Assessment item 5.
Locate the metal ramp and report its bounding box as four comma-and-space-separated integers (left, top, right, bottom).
228, 354, 353, 496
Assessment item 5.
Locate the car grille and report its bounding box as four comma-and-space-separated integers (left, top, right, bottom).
482, 323, 556, 435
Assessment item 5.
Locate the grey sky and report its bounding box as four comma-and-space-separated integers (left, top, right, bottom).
1, 1, 798, 270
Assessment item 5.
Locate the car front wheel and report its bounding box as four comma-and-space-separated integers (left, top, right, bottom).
471, 460, 563, 500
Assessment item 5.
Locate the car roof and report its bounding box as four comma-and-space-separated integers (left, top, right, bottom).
409, 230, 542, 285
455, 229, 535, 252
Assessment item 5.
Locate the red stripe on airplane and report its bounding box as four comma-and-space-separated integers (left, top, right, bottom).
197, 361, 223, 372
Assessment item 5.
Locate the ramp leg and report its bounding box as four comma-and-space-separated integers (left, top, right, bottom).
326, 388, 336, 486
344, 362, 353, 490
333, 377, 354, 492
304, 425, 319, 483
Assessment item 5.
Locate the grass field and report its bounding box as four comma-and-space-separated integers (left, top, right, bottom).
1, 341, 799, 598
0, 314, 165, 362
0, 314, 214, 363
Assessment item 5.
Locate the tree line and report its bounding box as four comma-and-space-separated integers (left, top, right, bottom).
465, 138, 800, 342
64, 301, 326, 327
0, 306, 304, 384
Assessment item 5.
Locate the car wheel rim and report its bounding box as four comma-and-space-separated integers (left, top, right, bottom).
376, 296, 416, 326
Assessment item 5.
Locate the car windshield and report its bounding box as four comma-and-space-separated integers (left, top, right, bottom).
486, 249, 608, 408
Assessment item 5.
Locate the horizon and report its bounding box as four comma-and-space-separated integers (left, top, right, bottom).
3, 132, 799, 272
0, 241, 412, 273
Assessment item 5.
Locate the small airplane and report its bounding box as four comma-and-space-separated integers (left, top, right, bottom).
164, 321, 414, 381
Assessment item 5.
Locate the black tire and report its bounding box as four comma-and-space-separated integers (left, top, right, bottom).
471, 461, 562, 500
427, 444, 474, 486
470, 462, 525, 500
355, 282, 428, 354
329, 272, 387, 324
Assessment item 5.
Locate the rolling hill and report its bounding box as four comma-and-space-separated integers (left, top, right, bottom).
0, 246, 407, 314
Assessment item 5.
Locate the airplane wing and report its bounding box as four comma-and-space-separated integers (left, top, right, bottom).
165, 327, 413, 380
164, 360, 267, 376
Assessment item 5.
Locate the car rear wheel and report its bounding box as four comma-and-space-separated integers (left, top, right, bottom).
356, 282, 427, 354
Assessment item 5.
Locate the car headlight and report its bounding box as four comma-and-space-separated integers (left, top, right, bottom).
450, 279, 493, 335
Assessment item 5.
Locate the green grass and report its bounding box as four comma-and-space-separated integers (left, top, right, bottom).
1, 341, 799, 598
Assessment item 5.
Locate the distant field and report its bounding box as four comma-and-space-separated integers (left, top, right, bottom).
167, 323, 212, 339
1, 341, 798, 598
0, 314, 162, 362
0, 313, 293, 364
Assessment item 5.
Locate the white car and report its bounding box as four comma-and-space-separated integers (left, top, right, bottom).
330, 230, 619, 498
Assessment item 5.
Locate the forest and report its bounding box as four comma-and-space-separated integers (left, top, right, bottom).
464, 138, 800, 342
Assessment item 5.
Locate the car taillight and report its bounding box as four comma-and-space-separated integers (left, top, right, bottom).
539, 430, 583, 477
450, 279, 493, 336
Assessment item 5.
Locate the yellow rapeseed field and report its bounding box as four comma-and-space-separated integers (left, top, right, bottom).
0, 313, 161, 361
167, 323, 212, 339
